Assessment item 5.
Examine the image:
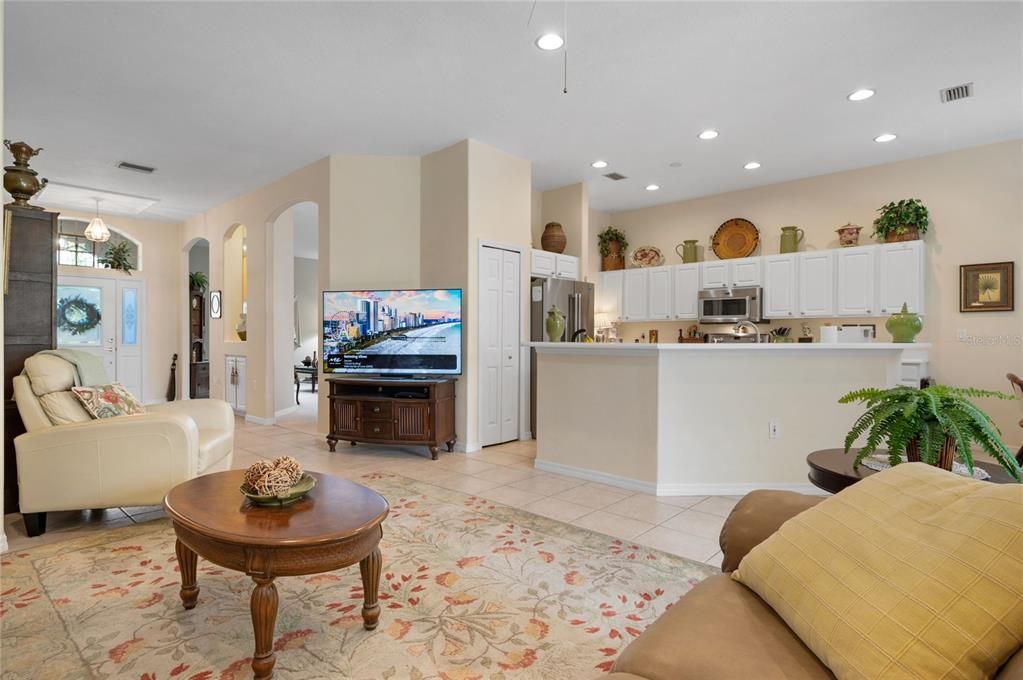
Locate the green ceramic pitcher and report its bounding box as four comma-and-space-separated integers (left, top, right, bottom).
675, 240, 699, 263
545, 306, 566, 342
780, 226, 805, 254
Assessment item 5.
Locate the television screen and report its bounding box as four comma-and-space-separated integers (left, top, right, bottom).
322, 289, 462, 375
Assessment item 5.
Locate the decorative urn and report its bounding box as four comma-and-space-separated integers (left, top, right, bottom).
885, 303, 923, 343
836, 223, 863, 247
3, 140, 48, 208
545, 306, 566, 342
540, 221, 567, 254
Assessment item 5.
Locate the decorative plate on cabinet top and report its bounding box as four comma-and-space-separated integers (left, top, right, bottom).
711, 218, 759, 259
630, 246, 665, 267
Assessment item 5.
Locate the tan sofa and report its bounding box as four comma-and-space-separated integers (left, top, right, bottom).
603, 490, 1023, 680
13, 354, 234, 537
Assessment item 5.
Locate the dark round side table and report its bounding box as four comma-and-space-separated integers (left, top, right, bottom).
807, 448, 1018, 494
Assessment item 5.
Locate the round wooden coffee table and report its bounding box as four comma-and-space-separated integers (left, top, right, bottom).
807, 448, 1018, 494
164, 470, 389, 680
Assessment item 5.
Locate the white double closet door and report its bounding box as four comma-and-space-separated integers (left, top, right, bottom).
479, 245, 521, 447
56, 275, 144, 398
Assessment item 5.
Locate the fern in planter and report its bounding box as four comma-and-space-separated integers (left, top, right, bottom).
839, 385, 1020, 480
189, 271, 208, 291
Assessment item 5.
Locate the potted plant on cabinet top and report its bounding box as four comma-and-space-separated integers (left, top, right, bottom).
189, 271, 209, 292
872, 198, 929, 243
839, 384, 1020, 480
598, 226, 628, 271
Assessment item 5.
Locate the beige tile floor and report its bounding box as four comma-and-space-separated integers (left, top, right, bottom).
3, 418, 740, 567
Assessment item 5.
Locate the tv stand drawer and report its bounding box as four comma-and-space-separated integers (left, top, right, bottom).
361, 402, 392, 418
360, 418, 394, 440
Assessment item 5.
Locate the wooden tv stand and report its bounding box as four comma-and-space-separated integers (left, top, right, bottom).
326, 376, 457, 459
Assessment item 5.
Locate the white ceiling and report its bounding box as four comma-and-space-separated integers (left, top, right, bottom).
6, 2, 1021, 222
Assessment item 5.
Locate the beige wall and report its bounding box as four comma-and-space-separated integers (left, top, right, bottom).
609, 141, 1023, 442
540, 183, 589, 275
586, 207, 611, 284
530, 190, 543, 248
56, 210, 183, 405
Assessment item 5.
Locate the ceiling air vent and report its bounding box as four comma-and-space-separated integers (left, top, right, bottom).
940, 82, 973, 103
117, 161, 156, 174
603, 172, 627, 181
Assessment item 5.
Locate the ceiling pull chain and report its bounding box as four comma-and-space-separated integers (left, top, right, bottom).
562, 1, 568, 94
526, 0, 537, 27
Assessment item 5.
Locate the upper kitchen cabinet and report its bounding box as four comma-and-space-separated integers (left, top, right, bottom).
647, 266, 672, 320
731, 257, 763, 287
672, 264, 700, 319
596, 270, 624, 322
555, 254, 579, 280
798, 251, 836, 317
878, 241, 925, 314
700, 261, 730, 289
699, 256, 761, 289
622, 269, 649, 321
836, 245, 878, 316
763, 254, 798, 318
531, 249, 556, 277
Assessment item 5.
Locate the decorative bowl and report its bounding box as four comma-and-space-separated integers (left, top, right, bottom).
630, 245, 665, 267
241, 472, 316, 507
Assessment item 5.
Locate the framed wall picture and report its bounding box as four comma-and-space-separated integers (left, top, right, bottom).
209, 289, 223, 319
649, 329, 658, 343
960, 262, 1014, 312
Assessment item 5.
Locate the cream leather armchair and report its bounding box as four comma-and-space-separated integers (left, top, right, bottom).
12, 354, 234, 537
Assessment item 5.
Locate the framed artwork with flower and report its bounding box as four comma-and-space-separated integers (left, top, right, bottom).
960, 262, 1014, 312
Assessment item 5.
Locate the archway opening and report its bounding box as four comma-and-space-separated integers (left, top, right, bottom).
223, 223, 248, 342
186, 238, 211, 397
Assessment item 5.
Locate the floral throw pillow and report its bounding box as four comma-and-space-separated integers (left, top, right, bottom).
71, 383, 147, 419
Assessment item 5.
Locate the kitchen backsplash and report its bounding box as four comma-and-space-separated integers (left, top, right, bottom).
613, 316, 920, 344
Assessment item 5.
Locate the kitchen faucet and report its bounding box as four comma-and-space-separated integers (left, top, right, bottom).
571, 328, 588, 342
732, 320, 761, 342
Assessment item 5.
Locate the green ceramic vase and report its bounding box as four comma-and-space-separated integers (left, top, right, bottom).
675, 240, 699, 263
885, 303, 923, 343
545, 306, 566, 342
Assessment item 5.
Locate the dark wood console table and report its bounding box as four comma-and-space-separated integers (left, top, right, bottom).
807, 448, 1017, 494
326, 376, 456, 459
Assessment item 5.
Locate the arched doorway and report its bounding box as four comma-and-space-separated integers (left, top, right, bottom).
267, 201, 320, 433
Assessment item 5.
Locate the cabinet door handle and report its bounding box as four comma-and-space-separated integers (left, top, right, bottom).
866, 309, 871, 314
881, 308, 887, 313
372, 426, 381, 433
372, 406, 381, 413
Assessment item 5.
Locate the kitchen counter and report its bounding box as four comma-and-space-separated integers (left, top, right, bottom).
529, 341, 928, 495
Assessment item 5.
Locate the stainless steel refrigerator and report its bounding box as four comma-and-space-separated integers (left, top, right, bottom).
529, 276, 594, 437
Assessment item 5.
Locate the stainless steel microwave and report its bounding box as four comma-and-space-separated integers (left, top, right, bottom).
697, 287, 765, 323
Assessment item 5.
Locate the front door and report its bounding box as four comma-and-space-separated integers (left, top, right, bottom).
56, 275, 144, 396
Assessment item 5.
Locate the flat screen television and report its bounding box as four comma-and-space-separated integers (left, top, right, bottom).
322, 289, 462, 376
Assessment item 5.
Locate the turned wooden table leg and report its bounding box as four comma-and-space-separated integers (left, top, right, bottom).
359, 546, 382, 630
175, 539, 199, 610
250, 576, 279, 680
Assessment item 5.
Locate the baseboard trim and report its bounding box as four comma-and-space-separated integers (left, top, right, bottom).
454, 440, 481, 454
533, 460, 658, 495
245, 414, 275, 426
655, 482, 828, 496
274, 406, 299, 419
533, 460, 826, 497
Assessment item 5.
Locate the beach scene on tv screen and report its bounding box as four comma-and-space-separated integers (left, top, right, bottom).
323, 289, 462, 374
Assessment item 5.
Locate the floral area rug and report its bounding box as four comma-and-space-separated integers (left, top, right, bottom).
1, 471, 716, 679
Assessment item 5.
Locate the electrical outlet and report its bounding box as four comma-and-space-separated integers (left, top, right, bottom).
768, 420, 781, 439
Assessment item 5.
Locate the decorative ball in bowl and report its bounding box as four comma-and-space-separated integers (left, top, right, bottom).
240, 456, 316, 507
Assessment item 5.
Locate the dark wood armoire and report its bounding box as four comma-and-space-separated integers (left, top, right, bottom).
3, 204, 58, 513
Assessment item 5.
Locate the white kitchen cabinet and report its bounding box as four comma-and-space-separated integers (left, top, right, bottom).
530, 249, 555, 277
596, 270, 624, 322
878, 241, 925, 314
647, 266, 672, 320
798, 251, 836, 317
763, 254, 798, 319
700, 261, 730, 289
731, 257, 763, 287
836, 245, 878, 316
225, 355, 247, 414
622, 269, 649, 321
555, 254, 579, 280
671, 264, 700, 319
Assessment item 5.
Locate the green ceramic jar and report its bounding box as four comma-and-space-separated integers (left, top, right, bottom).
545, 306, 566, 342
885, 303, 923, 343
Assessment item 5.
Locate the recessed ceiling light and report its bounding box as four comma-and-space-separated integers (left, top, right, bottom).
848, 88, 875, 102
874, 133, 897, 143
645, 184, 660, 191
535, 33, 564, 51
744, 161, 761, 170
698, 129, 719, 140
591, 160, 608, 169
669, 161, 682, 168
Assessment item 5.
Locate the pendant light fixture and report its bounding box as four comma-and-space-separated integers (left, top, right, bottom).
84, 197, 111, 242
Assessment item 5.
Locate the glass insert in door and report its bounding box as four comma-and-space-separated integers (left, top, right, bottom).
56, 285, 104, 345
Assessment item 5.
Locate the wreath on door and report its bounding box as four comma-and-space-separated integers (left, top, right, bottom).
57, 295, 102, 336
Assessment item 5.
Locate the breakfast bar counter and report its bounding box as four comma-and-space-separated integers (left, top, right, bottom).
528, 342, 930, 495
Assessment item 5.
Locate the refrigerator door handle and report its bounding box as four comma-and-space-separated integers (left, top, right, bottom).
569, 292, 582, 340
